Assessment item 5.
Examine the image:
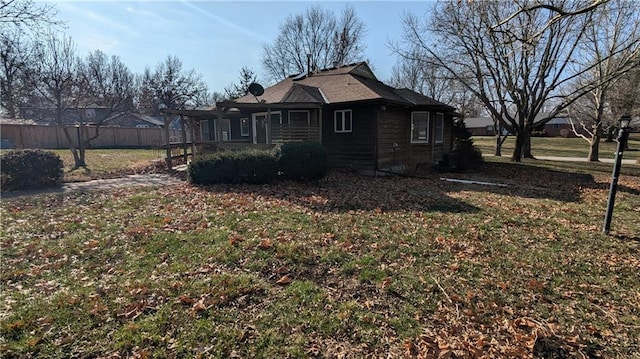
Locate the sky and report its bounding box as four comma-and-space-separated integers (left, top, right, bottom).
50, 1, 435, 94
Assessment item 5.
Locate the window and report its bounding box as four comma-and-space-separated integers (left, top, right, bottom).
435, 112, 444, 143
240, 118, 249, 137
411, 112, 429, 143
270, 112, 282, 125
200, 120, 210, 140
334, 109, 352, 133
221, 119, 231, 141
289, 110, 310, 125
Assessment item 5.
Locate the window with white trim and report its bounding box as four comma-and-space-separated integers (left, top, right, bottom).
240, 118, 249, 137
435, 112, 444, 143
411, 111, 429, 143
222, 119, 231, 141
334, 109, 352, 133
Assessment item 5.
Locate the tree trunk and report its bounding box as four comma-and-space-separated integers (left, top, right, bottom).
587, 129, 600, 162
494, 133, 502, 156
75, 124, 87, 168
512, 131, 525, 162
522, 131, 534, 159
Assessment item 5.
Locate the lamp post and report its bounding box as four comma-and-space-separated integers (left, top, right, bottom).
603, 114, 632, 234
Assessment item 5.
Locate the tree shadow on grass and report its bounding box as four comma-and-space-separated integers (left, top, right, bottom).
194, 160, 640, 213
196, 172, 480, 214
437, 161, 638, 203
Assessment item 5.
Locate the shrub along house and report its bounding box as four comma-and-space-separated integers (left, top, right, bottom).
165, 62, 457, 174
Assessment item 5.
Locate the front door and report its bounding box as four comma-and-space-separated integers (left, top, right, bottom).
252, 113, 268, 144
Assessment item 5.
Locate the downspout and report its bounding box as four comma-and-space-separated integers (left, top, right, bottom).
431, 111, 435, 164
374, 106, 379, 176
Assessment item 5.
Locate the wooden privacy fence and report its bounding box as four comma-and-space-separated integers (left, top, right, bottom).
1, 124, 183, 149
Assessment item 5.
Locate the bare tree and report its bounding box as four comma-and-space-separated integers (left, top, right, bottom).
25, 33, 86, 166
493, 0, 610, 34
69, 50, 136, 167
609, 61, 640, 119
137, 55, 209, 115
0, 0, 62, 33
1, 0, 63, 118
331, 6, 366, 67
262, 5, 366, 81
394, 0, 639, 162
0, 28, 32, 118
566, 0, 640, 161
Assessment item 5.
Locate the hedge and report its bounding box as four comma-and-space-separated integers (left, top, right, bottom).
1, 149, 64, 191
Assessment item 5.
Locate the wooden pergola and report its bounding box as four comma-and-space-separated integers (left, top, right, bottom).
162, 101, 322, 169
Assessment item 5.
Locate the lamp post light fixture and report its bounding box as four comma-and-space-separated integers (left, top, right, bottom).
603, 114, 632, 234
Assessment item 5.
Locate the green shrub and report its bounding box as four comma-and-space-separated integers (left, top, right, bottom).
275, 142, 328, 182
1, 149, 64, 191
449, 119, 483, 172
188, 150, 277, 185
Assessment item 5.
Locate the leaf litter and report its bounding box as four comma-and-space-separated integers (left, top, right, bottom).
1, 164, 639, 358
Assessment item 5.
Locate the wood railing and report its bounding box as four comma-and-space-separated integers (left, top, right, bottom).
271, 124, 320, 143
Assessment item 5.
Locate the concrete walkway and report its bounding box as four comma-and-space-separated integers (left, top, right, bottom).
1, 173, 185, 200
535, 156, 637, 165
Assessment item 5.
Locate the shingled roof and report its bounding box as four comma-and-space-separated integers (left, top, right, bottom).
231, 62, 453, 110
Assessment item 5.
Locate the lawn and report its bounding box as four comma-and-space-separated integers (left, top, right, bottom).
473, 135, 640, 162
1, 161, 639, 357
48, 148, 167, 182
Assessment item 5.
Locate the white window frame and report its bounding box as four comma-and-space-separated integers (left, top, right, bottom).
288, 110, 310, 125
212, 118, 231, 141
411, 111, 430, 144
221, 118, 231, 141
334, 109, 352, 133
435, 112, 444, 144
240, 118, 249, 137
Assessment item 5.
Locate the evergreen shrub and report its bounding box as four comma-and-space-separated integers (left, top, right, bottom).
450, 119, 483, 172
188, 150, 277, 185
275, 142, 327, 182
1, 149, 64, 190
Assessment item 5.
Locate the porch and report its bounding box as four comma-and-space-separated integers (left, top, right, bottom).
162, 106, 322, 169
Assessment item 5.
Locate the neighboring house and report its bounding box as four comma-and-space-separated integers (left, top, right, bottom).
167, 62, 457, 173
19, 107, 165, 128
465, 117, 496, 136
466, 113, 583, 138
536, 116, 580, 137
104, 113, 164, 128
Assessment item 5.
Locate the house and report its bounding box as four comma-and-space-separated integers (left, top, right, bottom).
18, 107, 165, 128
466, 113, 585, 138
465, 117, 496, 136
165, 62, 458, 173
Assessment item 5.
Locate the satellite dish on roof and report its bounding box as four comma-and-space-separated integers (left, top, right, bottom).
247, 82, 264, 97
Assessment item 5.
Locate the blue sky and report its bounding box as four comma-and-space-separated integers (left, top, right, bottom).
51, 1, 435, 93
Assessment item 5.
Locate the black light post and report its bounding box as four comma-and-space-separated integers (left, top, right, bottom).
603, 114, 632, 235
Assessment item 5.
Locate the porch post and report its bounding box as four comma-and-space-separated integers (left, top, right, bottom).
216, 107, 225, 148
266, 107, 272, 144
180, 115, 188, 163
163, 113, 172, 169
190, 118, 196, 160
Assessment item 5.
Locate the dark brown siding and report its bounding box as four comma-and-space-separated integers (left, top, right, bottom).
377, 106, 411, 171
378, 107, 453, 172
322, 104, 377, 170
